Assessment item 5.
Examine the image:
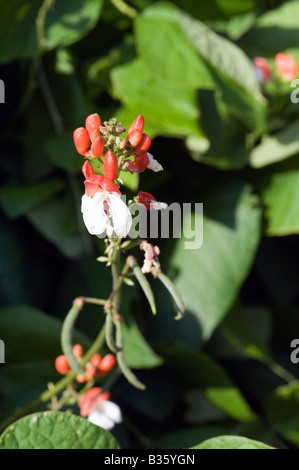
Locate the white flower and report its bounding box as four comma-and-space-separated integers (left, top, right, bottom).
147, 153, 163, 172
88, 400, 122, 431
81, 191, 132, 238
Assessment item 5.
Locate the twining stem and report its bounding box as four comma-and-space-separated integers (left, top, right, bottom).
0, 324, 106, 433
110, 0, 137, 19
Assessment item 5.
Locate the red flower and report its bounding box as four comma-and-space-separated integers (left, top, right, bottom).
138, 191, 157, 210
275, 53, 298, 81
79, 387, 111, 417
125, 152, 149, 174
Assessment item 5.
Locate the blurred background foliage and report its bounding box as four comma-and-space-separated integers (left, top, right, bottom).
0, 0, 299, 449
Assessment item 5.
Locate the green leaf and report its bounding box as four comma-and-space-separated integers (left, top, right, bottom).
111, 59, 204, 138
122, 316, 163, 369
0, 305, 90, 418
135, 7, 214, 89
267, 381, 299, 447
26, 194, 87, 259
119, 171, 139, 192
0, 179, 64, 219
158, 342, 256, 422
251, 120, 299, 168
261, 167, 299, 236
0, 0, 104, 63
192, 435, 274, 449
162, 183, 261, 343
153, 425, 229, 449
221, 305, 271, 362
241, 1, 299, 55
0, 411, 120, 449
176, 5, 266, 130
180, 12, 257, 93
45, 133, 83, 173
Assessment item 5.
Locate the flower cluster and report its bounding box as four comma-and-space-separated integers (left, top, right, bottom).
253, 52, 298, 84
73, 113, 165, 238
55, 344, 116, 383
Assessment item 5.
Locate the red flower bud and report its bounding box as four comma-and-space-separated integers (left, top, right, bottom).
275, 53, 298, 81
99, 354, 116, 374
82, 161, 95, 179
90, 129, 101, 143
73, 127, 90, 156
138, 191, 157, 210
127, 128, 143, 147
135, 133, 151, 155
128, 114, 144, 135
91, 136, 104, 157
85, 365, 97, 380
72, 344, 84, 358
90, 353, 102, 367
126, 152, 149, 173
85, 113, 102, 137
104, 150, 119, 180
55, 355, 70, 375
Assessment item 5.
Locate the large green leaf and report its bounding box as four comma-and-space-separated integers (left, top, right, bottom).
26, 194, 87, 259
0, 179, 64, 219
251, 120, 299, 168
0, 0, 104, 63
241, 1, 299, 55
176, 4, 266, 130
267, 381, 299, 447
261, 167, 299, 236
111, 59, 204, 138
0, 305, 90, 418
157, 342, 255, 422
183, 17, 256, 91
135, 7, 214, 89
153, 425, 229, 449
158, 183, 261, 343
0, 411, 120, 449
192, 435, 274, 449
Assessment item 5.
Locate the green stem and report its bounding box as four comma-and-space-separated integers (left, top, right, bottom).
110, 0, 137, 19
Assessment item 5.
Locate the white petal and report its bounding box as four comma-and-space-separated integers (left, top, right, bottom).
81, 193, 108, 236
108, 194, 132, 238
87, 401, 122, 430
100, 401, 122, 424
88, 410, 115, 430
147, 153, 163, 172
